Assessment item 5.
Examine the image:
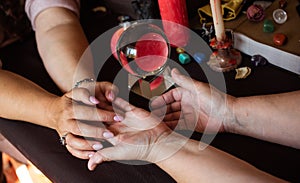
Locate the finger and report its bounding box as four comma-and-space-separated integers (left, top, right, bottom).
88, 145, 129, 171
87, 147, 112, 170
113, 97, 163, 130
107, 123, 132, 134
65, 133, 104, 151
165, 121, 180, 130
163, 111, 181, 122
66, 120, 115, 139
73, 104, 116, 122
150, 90, 176, 109
97, 101, 114, 112
171, 68, 197, 92
66, 145, 95, 160
152, 101, 181, 118
96, 82, 119, 102
65, 88, 99, 105
113, 97, 134, 112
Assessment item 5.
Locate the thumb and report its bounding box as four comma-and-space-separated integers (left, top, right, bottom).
65, 88, 99, 105
87, 146, 129, 171
171, 68, 197, 91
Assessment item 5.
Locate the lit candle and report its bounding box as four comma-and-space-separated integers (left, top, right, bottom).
210, 0, 226, 42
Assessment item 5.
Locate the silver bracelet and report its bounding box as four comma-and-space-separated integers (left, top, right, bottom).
74, 78, 95, 88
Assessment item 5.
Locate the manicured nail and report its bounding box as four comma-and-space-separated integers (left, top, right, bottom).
103, 131, 114, 138
113, 115, 124, 122
90, 164, 96, 171
89, 96, 99, 104
92, 143, 103, 151
88, 153, 94, 158
108, 92, 115, 101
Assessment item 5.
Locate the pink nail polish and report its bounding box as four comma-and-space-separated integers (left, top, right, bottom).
92, 144, 103, 151
89, 96, 99, 104
113, 115, 124, 122
103, 131, 114, 138
108, 92, 115, 101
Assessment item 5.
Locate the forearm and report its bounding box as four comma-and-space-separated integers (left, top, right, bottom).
0, 70, 57, 128
156, 139, 285, 183
229, 91, 300, 149
35, 7, 94, 92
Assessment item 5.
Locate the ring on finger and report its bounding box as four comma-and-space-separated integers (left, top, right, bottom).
59, 132, 70, 146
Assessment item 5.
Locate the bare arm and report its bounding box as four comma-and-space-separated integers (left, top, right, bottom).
229, 91, 300, 149
88, 97, 286, 182
152, 69, 300, 149
0, 70, 56, 128
34, 7, 94, 92
156, 139, 285, 183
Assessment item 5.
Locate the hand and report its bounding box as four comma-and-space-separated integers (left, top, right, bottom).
87, 97, 187, 171
151, 68, 236, 133
47, 82, 120, 159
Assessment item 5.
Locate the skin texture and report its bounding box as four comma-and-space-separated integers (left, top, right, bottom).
0, 7, 119, 159
87, 68, 298, 182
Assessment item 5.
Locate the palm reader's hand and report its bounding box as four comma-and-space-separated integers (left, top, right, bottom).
151, 68, 236, 133
87, 97, 186, 171
47, 82, 120, 159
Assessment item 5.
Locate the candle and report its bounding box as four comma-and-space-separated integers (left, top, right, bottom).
210, 0, 226, 42
158, 0, 189, 47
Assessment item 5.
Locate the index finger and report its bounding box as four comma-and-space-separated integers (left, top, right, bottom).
73, 104, 116, 122
96, 82, 119, 102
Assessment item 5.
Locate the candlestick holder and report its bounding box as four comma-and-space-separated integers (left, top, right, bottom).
207, 30, 242, 72
112, 20, 174, 100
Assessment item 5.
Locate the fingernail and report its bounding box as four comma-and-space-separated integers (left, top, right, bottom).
88, 153, 94, 158
113, 115, 123, 122
173, 68, 179, 74
92, 143, 103, 151
108, 92, 115, 101
103, 131, 114, 138
89, 96, 100, 104
90, 164, 96, 171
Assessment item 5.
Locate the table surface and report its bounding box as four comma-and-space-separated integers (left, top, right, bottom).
1, 3, 300, 183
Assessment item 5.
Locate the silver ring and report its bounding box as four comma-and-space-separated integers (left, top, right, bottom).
59, 133, 70, 146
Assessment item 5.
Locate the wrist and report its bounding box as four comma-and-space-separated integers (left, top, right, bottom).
147, 130, 188, 163
44, 95, 63, 130
73, 77, 96, 93
223, 95, 239, 133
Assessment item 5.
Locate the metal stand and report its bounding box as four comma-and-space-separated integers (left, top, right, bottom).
128, 66, 174, 99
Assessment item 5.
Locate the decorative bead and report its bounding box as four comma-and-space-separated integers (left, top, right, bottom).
273, 33, 287, 46
176, 47, 185, 54
263, 19, 274, 33
178, 53, 191, 64
247, 4, 265, 22
251, 54, 268, 66
273, 9, 287, 24
193, 53, 206, 64
279, 0, 287, 9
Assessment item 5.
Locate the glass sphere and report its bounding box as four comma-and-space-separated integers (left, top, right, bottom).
116, 21, 170, 79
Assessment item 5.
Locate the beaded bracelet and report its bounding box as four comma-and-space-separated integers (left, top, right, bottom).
74, 78, 95, 88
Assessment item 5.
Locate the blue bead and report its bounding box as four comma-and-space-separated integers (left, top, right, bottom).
178, 53, 191, 64
193, 53, 206, 64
